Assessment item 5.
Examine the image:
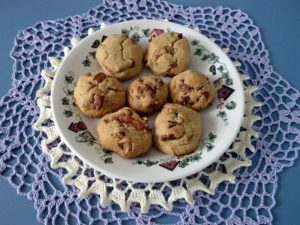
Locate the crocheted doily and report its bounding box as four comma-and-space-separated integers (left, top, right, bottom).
3, 1, 299, 224
34, 23, 260, 213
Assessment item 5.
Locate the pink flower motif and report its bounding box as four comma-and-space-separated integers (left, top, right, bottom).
159, 160, 179, 171
217, 85, 234, 100
68, 121, 87, 133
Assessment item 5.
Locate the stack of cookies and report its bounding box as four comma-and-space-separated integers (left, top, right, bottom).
73, 32, 215, 159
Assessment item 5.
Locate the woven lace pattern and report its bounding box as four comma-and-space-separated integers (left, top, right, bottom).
0, 0, 299, 224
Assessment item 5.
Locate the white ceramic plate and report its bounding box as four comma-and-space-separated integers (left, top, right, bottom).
51, 19, 245, 183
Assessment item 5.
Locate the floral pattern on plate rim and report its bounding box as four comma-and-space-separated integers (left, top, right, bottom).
63, 71, 113, 164
134, 132, 217, 169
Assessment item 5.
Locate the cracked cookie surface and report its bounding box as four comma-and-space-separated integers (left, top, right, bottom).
96, 34, 144, 81
127, 75, 168, 115
74, 72, 126, 118
153, 103, 202, 156
145, 32, 190, 77
97, 107, 152, 158
170, 69, 215, 110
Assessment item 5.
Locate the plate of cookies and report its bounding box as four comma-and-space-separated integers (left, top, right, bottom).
51, 19, 245, 183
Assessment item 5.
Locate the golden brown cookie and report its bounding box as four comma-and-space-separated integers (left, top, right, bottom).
96, 34, 144, 81
74, 72, 126, 118
145, 32, 190, 77
97, 107, 152, 158
170, 69, 215, 110
153, 103, 202, 156
127, 75, 168, 115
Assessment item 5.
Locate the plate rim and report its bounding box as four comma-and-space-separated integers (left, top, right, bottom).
51, 19, 245, 183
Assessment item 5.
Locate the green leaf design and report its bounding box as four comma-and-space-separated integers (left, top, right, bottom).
87, 140, 94, 146
131, 33, 141, 42
206, 143, 214, 151
200, 132, 217, 152
208, 53, 219, 63
208, 132, 217, 141
217, 111, 228, 125
178, 160, 189, 168
142, 28, 150, 37
194, 48, 203, 56
103, 149, 113, 156
82, 56, 91, 67
225, 101, 237, 110
104, 157, 113, 164
217, 65, 224, 72
75, 131, 96, 145
145, 159, 158, 167
217, 111, 226, 117
221, 72, 233, 86
65, 89, 73, 96
63, 110, 73, 117
192, 39, 233, 87
222, 72, 229, 79
201, 55, 209, 60
191, 39, 199, 45
61, 97, 70, 105
136, 159, 158, 167
121, 28, 130, 35
89, 51, 96, 59
225, 78, 233, 86
99, 149, 114, 164
178, 152, 202, 168
64, 75, 74, 84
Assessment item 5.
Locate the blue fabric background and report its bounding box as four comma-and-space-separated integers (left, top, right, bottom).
0, 1, 299, 224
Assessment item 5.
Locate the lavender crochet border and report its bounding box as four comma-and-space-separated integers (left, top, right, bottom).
0, 0, 299, 224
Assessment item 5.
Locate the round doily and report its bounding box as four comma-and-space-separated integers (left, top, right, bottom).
34, 23, 260, 213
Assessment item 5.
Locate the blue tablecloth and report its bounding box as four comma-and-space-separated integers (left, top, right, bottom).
0, 1, 299, 224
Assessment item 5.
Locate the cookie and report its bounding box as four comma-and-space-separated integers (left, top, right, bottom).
153, 103, 202, 156
97, 107, 152, 158
96, 34, 144, 81
170, 69, 215, 110
145, 32, 190, 77
74, 72, 126, 118
127, 75, 168, 115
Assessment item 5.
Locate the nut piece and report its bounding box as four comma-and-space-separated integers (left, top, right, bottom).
93, 73, 106, 82
93, 94, 104, 110
161, 134, 177, 141
115, 114, 146, 130
118, 137, 132, 154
